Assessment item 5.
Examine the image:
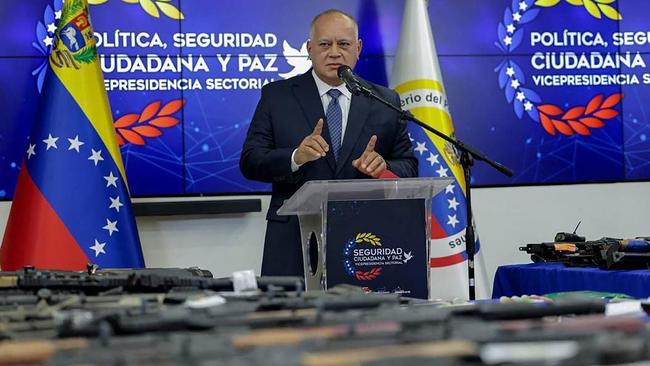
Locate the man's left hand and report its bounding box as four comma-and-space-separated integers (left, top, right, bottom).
352, 135, 386, 178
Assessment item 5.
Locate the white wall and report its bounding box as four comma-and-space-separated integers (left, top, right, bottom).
1, 182, 649, 298
133, 196, 270, 276
472, 181, 650, 295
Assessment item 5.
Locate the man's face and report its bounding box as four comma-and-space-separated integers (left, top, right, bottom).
307, 14, 362, 86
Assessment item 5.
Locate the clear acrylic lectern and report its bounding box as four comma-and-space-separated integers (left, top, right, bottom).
277, 177, 452, 299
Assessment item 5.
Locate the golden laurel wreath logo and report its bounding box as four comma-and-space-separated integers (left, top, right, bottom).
88, 0, 184, 20
355, 233, 382, 247
535, 0, 621, 20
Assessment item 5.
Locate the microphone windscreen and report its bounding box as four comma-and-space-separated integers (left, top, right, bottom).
337, 65, 352, 79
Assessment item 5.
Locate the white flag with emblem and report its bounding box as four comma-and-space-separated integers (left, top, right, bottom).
390, 0, 489, 300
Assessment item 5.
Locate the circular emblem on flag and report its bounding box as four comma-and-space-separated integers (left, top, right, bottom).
495, 0, 624, 136
443, 141, 461, 166
50, 0, 98, 66
60, 23, 86, 52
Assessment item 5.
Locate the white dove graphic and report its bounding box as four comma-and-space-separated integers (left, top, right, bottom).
279, 40, 311, 79
403, 251, 413, 263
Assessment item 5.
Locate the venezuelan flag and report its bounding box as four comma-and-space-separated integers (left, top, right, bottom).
0, 0, 144, 270
390, 0, 485, 300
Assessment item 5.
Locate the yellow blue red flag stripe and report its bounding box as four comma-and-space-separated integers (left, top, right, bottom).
0, 0, 144, 270
390, 0, 484, 299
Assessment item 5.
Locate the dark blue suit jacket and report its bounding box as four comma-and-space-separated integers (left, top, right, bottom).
240, 71, 418, 276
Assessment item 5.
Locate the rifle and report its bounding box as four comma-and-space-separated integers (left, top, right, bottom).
519, 233, 650, 269
0, 266, 304, 294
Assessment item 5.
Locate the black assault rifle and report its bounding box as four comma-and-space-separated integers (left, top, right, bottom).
519, 233, 650, 269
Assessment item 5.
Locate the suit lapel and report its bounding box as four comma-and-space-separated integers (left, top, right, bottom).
336, 93, 370, 175
292, 71, 336, 172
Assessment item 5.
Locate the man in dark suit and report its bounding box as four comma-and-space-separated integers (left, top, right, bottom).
240, 9, 418, 276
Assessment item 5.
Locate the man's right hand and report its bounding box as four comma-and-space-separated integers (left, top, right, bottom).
294, 119, 329, 165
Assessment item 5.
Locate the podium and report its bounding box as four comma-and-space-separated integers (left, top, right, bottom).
277, 177, 451, 299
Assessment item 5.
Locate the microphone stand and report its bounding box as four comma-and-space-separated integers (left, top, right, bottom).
349, 82, 513, 300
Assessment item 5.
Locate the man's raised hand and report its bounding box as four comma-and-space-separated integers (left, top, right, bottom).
294, 119, 330, 165
352, 135, 386, 178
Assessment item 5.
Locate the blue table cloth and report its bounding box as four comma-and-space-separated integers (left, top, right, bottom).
492, 263, 650, 299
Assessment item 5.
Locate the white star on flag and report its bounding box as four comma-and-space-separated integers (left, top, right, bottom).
414, 142, 428, 155
506, 24, 515, 33
104, 172, 118, 187
43, 36, 53, 47
43, 134, 59, 150
447, 214, 460, 228
89, 149, 104, 166
426, 153, 440, 166
516, 92, 525, 102
26, 144, 36, 159
55, 10, 62, 19
445, 183, 455, 194
505, 67, 515, 77
503, 36, 512, 46
448, 197, 460, 210
436, 166, 448, 177
47, 23, 57, 33
524, 101, 534, 111
519, 1, 528, 11
513, 12, 522, 22
103, 219, 119, 236
109, 196, 123, 212
90, 239, 106, 257
510, 79, 520, 89
67, 135, 85, 152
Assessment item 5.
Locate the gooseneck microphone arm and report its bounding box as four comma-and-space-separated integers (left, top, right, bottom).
337, 65, 513, 300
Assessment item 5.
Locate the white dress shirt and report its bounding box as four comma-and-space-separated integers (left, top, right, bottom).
291, 70, 353, 171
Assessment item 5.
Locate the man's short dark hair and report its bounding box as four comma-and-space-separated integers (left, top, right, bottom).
309, 9, 359, 39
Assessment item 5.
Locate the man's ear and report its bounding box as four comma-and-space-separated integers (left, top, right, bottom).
357, 39, 363, 59
307, 39, 313, 55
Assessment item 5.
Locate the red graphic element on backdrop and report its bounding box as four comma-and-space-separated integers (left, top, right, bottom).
537, 93, 623, 136
355, 267, 382, 281
114, 99, 185, 145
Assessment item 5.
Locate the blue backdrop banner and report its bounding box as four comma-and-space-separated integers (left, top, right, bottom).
0, 0, 648, 198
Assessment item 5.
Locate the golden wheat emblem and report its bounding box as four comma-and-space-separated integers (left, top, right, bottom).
355, 233, 382, 247
88, 0, 184, 20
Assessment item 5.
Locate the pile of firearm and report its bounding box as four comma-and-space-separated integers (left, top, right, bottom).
520, 231, 650, 269
1, 265, 650, 365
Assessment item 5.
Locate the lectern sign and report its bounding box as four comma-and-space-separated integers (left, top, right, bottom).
326, 199, 428, 299
342, 232, 416, 281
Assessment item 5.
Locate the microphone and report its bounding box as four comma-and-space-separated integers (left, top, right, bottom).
337, 65, 364, 95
